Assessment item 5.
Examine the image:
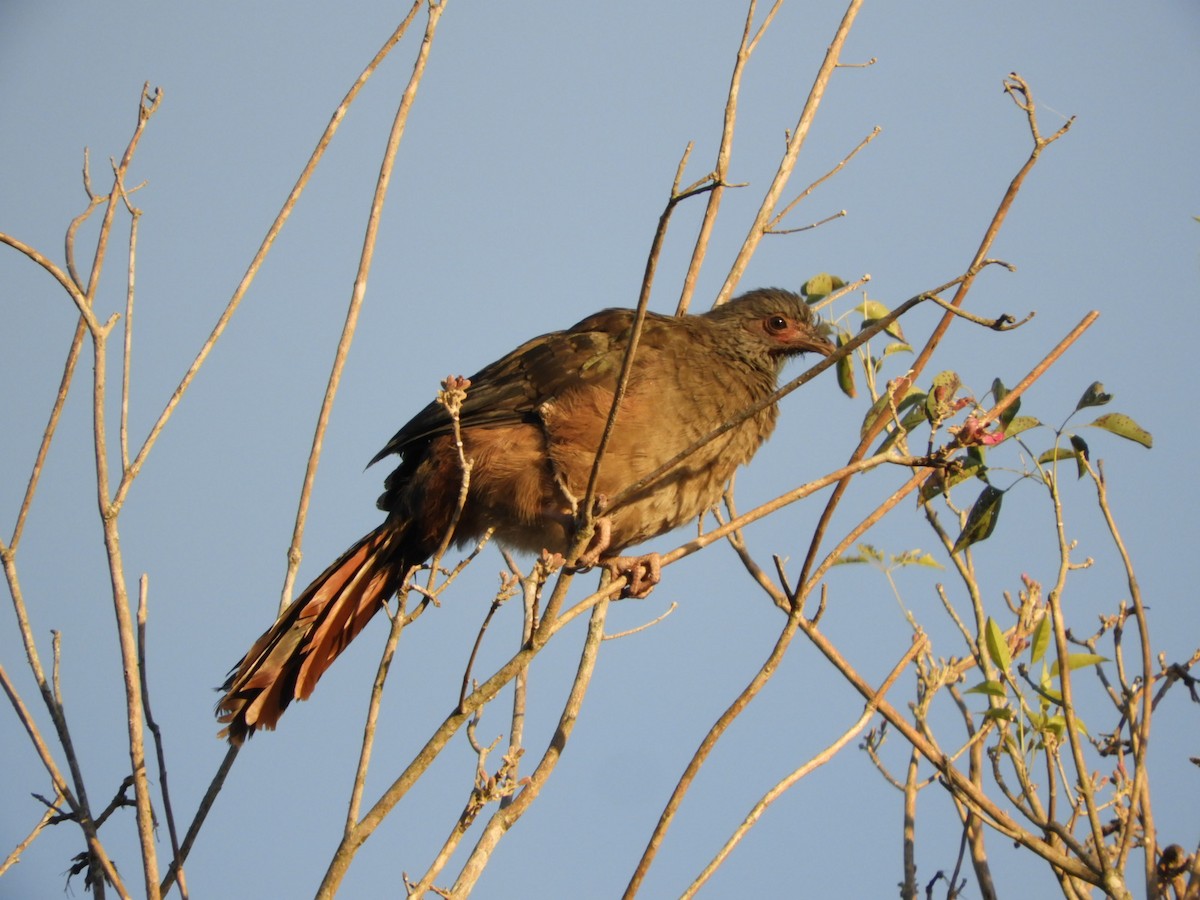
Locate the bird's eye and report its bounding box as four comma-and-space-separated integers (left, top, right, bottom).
766, 315, 789, 333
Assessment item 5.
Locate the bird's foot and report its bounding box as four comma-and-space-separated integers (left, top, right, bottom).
603, 553, 662, 599
569, 498, 658, 597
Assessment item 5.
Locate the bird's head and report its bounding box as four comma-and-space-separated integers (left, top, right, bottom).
706, 287, 835, 371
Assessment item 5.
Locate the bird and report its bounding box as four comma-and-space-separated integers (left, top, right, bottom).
217, 287, 833, 743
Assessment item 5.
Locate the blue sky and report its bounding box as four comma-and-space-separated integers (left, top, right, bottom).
3, 2, 1198, 897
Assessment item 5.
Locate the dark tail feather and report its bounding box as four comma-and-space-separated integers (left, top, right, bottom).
217, 522, 411, 744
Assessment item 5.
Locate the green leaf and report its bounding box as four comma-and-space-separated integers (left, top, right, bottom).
834, 543, 883, 566
1069, 434, 1090, 479
860, 387, 924, 439
858, 543, 884, 563
1003, 416, 1041, 439
874, 406, 928, 455
992, 378, 1020, 430
860, 395, 889, 438
1039, 714, 1090, 738
1042, 715, 1067, 738
1086, 413, 1153, 448
952, 485, 1004, 553
1031, 680, 1063, 706
991, 377, 1009, 404
835, 334, 856, 399
890, 550, 944, 570
984, 617, 1012, 671
983, 707, 1014, 722
1030, 616, 1051, 665
857, 299, 906, 342
856, 299, 890, 320
1037, 447, 1077, 465
925, 371, 963, 424
966, 679, 1007, 697
1076, 381, 1113, 410
1049, 653, 1108, 677
801, 272, 845, 298
919, 457, 986, 503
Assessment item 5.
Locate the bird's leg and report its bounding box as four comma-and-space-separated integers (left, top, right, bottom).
571, 492, 621, 570
541, 454, 611, 567
572, 513, 611, 570
552, 492, 660, 598
570, 495, 661, 598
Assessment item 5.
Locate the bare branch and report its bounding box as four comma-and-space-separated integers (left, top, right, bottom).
717, 0, 866, 303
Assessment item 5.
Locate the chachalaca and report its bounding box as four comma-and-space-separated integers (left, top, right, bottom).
217, 287, 833, 742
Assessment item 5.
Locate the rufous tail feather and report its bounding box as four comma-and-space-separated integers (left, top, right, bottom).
217, 522, 411, 744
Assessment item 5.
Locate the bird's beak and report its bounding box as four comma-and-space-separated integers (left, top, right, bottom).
803, 324, 837, 357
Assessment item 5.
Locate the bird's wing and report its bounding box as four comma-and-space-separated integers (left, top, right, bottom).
369, 308, 643, 466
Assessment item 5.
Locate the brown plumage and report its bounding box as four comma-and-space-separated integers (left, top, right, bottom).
217, 288, 832, 742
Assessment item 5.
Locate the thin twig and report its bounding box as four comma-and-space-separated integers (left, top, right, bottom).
309, 8, 452, 893
764, 125, 879, 233
324, 0, 452, 862
901, 747, 921, 900
1044, 474, 1111, 881
717, 0, 866, 303
0, 661, 127, 895
0, 561, 114, 888
115, 167, 141, 471
0, 791, 61, 876
0, 231, 94, 327
158, 744, 238, 898
450, 597, 611, 895
0, 662, 77, 830
7, 319, 87, 551
622, 606, 805, 899
1089, 459, 1155, 889
425, 378, 475, 597
345, 587, 410, 835
922, 289, 1034, 331
459, 576, 518, 708
602, 602, 678, 640
136, 575, 186, 899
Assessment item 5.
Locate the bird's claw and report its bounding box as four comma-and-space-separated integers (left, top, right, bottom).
604, 553, 662, 599
569, 513, 660, 597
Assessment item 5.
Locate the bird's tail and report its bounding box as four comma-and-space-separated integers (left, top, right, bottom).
217, 522, 413, 744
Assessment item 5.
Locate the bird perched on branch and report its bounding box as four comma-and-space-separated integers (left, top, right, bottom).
217, 287, 833, 743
